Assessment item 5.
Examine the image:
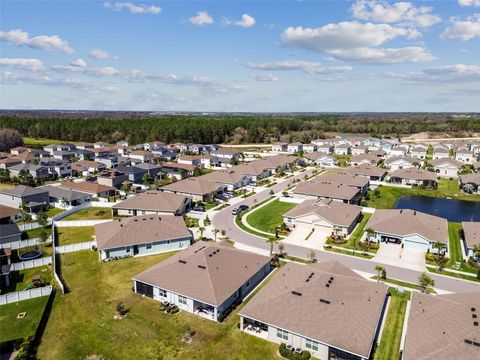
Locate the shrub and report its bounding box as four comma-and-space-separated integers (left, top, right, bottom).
425, 253, 436, 262
369, 243, 380, 250
217, 299, 242, 322
278, 343, 311, 360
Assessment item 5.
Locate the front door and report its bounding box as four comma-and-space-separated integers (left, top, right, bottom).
133, 245, 139, 255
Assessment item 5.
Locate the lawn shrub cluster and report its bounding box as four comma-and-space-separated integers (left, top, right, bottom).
279, 343, 311, 360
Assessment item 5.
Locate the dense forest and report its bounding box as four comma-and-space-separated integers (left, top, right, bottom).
0, 112, 479, 145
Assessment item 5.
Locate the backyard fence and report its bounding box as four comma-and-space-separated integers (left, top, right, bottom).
56, 241, 96, 254
0, 237, 52, 250
52, 202, 91, 221
0, 285, 53, 305
55, 219, 111, 227
11, 256, 52, 271
18, 222, 40, 231
51, 223, 67, 294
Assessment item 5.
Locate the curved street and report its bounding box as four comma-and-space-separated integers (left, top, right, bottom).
212, 169, 480, 294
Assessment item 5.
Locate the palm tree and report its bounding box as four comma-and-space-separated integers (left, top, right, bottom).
213, 229, 219, 242
473, 244, 480, 262
365, 227, 375, 246
332, 226, 341, 240
266, 236, 277, 256
418, 273, 435, 293
277, 242, 285, 255
308, 249, 316, 263
198, 227, 205, 240
433, 241, 446, 257
374, 265, 385, 282
60, 197, 69, 208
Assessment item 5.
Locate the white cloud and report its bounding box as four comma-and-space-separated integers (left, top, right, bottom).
458, 0, 480, 7
251, 73, 279, 82
440, 14, 480, 41
0, 29, 74, 54
52, 64, 120, 76
351, 0, 441, 28
224, 14, 256, 28
386, 64, 480, 82
71, 58, 87, 67
187, 11, 214, 26
103, 2, 161, 14
0, 58, 45, 72
280, 22, 433, 64
89, 48, 116, 60
245, 60, 352, 74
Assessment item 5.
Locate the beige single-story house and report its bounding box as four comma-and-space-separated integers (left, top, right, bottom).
460, 173, 480, 194
239, 261, 388, 360
462, 222, 480, 258
389, 168, 438, 188
112, 191, 192, 217
293, 181, 361, 204
160, 177, 223, 202
429, 158, 463, 179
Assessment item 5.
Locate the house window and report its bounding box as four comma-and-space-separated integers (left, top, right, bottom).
178, 295, 188, 305
277, 329, 289, 340
146, 243, 152, 250
306, 339, 319, 352
158, 288, 167, 297
125, 247, 130, 253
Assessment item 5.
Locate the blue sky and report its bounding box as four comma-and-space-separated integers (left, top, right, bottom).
1, 0, 479, 112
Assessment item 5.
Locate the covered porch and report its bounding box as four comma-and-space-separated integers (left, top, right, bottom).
193, 300, 216, 321
240, 317, 269, 340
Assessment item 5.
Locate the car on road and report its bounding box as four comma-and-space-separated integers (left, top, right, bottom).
231, 208, 239, 215
238, 205, 249, 212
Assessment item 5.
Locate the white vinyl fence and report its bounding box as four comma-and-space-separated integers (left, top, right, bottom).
55, 219, 111, 227
52, 202, 91, 221
0, 237, 52, 250
10, 256, 52, 271
18, 222, 41, 231
56, 241, 96, 254
0, 285, 52, 305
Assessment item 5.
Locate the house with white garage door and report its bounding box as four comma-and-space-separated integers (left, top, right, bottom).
283, 199, 362, 238
365, 209, 448, 253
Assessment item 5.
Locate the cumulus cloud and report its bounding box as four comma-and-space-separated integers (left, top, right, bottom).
251, 73, 279, 82
89, 48, 116, 60
280, 22, 434, 64
52, 64, 120, 76
70, 58, 87, 67
440, 14, 480, 41
0, 58, 45, 72
458, 0, 480, 7
224, 14, 256, 28
351, 0, 441, 28
245, 60, 352, 74
103, 2, 161, 14
386, 64, 480, 82
187, 11, 214, 25
0, 29, 74, 54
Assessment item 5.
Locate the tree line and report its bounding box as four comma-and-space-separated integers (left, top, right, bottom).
0, 113, 479, 146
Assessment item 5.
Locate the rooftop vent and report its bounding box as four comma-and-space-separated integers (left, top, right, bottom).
474, 322, 479, 327
319, 299, 331, 305
291, 291, 302, 297
472, 307, 476, 312
178, 260, 187, 264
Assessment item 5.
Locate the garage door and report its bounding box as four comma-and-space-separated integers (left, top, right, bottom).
402, 239, 429, 252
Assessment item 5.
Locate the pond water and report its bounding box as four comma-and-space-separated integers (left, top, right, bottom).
394, 196, 480, 222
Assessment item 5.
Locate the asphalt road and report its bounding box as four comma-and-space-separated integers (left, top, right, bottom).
212, 169, 480, 294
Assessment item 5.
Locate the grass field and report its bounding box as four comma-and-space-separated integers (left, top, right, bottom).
37, 250, 279, 360
23, 137, 64, 148
246, 199, 296, 234
0, 295, 50, 343
374, 288, 410, 360
5, 265, 53, 292
43, 207, 65, 218
56, 226, 95, 246
24, 226, 52, 239
62, 207, 112, 221
364, 179, 480, 209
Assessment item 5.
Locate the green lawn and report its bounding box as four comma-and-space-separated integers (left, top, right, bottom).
374, 288, 410, 360
427, 267, 480, 282
324, 246, 374, 259
364, 179, 480, 209
334, 213, 372, 250
56, 226, 95, 246
4, 265, 53, 292
447, 222, 463, 266
38, 250, 279, 360
371, 276, 436, 294
0, 295, 50, 343
61, 207, 112, 221
23, 137, 64, 148
23, 226, 52, 240
333, 154, 351, 167
235, 212, 268, 239
43, 207, 65, 218
246, 199, 296, 234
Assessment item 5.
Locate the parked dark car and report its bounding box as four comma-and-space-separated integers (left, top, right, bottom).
238, 205, 249, 212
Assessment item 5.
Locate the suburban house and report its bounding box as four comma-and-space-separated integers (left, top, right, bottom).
429, 158, 463, 179
112, 191, 191, 216
96, 171, 129, 188
347, 154, 381, 166
71, 160, 106, 176
388, 146, 407, 157
129, 150, 153, 163
135, 162, 164, 180
384, 156, 420, 170
344, 165, 387, 181
160, 177, 222, 202
316, 143, 334, 154
201, 169, 249, 190
317, 172, 369, 193
211, 148, 241, 161
333, 144, 351, 155
433, 146, 450, 160
389, 168, 438, 188
59, 181, 117, 199
0, 204, 20, 224
9, 163, 50, 180
462, 222, 480, 258
234, 162, 270, 183
455, 147, 474, 164
302, 144, 317, 153
161, 162, 198, 179
43, 185, 92, 207
351, 146, 368, 156
271, 142, 288, 153
239, 261, 388, 360
409, 145, 428, 160
95, 215, 193, 260
293, 181, 361, 204
287, 142, 303, 154
402, 292, 480, 360
303, 153, 337, 167
0, 185, 50, 212
116, 165, 148, 184
133, 242, 271, 321
365, 209, 448, 252
459, 173, 480, 194
283, 199, 362, 237
40, 159, 72, 178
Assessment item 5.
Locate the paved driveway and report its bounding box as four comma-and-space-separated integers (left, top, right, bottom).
373, 243, 426, 272
282, 223, 331, 251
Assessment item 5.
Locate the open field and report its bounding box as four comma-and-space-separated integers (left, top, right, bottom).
56, 226, 95, 246
61, 207, 112, 221
0, 295, 50, 343
37, 250, 279, 360
245, 199, 296, 234
374, 288, 410, 360
23, 137, 64, 148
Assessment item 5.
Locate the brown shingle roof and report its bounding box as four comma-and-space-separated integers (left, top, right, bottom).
133, 241, 270, 307
390, 168, 437, 182
460, 173, 480, 186
462, 222, 480, 248
366, 209, 448, 243
0, 204, 19, 219
161, 177, 221, 196
95, 215, 191, 250
294, 181, 360, 201
112, 191, 188, 213
239, 261, 387, 358
60, 181, 115, 195
403, 292, 480, 360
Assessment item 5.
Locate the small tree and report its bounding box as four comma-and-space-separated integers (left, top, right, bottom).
277, 241, 285, 255
418, 273, 435, 293
198, 227, 205, 239
433, 241, 446, 257
365, 227, 375, 245
435, 255, 448, 271
142, 173, 152, 187
60, 197, 69, 208
473, 244, 480, 262
266, 236, 276, 256
193, 167, 203, 177
308, 249, 316, 263
116, 301, 127, 316
374, 265, 385, 281
213, 229, 219, 241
